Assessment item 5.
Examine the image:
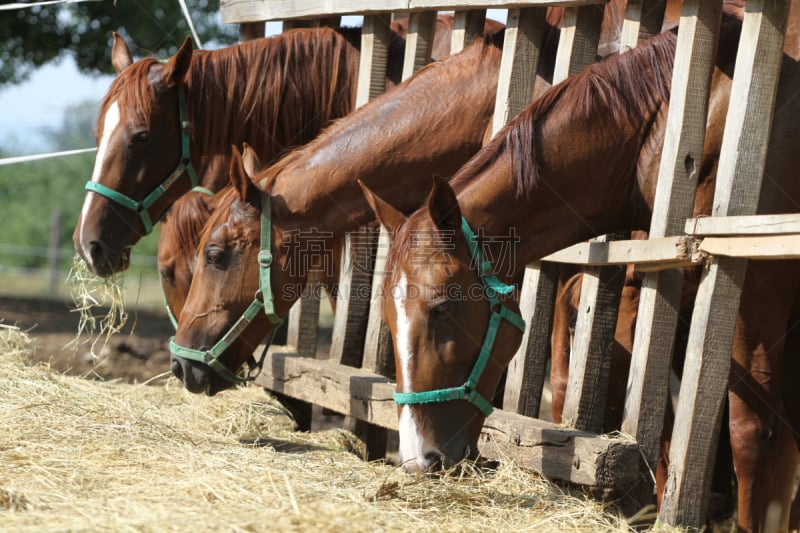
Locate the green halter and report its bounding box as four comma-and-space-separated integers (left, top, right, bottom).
84, 84, 199, 235
169, 194, 284, 385
392, 217, 526, 417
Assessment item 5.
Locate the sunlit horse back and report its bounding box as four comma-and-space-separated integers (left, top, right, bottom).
73, 27, 359, 277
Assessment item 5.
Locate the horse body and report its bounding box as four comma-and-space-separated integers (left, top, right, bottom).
368, 6, 800, 528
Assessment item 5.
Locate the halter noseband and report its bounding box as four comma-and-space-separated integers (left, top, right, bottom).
392, 217, 526, 417
84, 84, 199, 235
169, 194, 284, 385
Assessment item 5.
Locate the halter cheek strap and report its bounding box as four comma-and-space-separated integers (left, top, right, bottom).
169, 194, 284, 385
84, 84, 199, 235
392, 217, 526, 417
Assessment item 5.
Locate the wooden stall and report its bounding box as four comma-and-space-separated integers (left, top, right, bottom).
220, 0, 797, 527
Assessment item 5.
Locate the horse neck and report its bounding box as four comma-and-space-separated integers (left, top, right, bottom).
185, 33, 358, 184
453, 49, 675, 277
269, 39, 503, 238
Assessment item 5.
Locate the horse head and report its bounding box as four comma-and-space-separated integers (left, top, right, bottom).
362, 177, 524, 473
169, 145, 296, 395
74, 33, 196, 277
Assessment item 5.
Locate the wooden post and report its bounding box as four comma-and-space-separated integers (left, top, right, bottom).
502, 263, 558, 417
659, 0, 789, 526
451, 9, 487, 54
552, 4, 604, 83
621, 0, 723, 504
491, 7, 548, 135
561, 235, 627, 433
401, 11, 437, 80
620, 0, 667, 51
286, 276, 321, 357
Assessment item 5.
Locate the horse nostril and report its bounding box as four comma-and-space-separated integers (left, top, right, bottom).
424, 452, 442, 470
89, 240, 107, 266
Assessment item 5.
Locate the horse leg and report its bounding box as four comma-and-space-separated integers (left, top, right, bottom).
729, 262, 798, 532
549, 267, 579, 423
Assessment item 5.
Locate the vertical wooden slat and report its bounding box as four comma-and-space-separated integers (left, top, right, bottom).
286, 277, 321, 357
552, 4, 604, 83
239, 22, 265, 41
362, 229, 395, 378
355, 14, 393, 108
401, 11, 437, 80
502, 263, 558, 417
659, 0, 789, 527
621, 0, 723, 502
560, 235, 627, 433
491, 7, 548, 135
451, 9, 487, 54
620, 0, 667, 50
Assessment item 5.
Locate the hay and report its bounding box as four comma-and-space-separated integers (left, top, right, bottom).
65, 255, 128, 357
1, 329, 640, 532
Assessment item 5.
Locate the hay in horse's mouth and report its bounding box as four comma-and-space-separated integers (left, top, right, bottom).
65, 254, 129, 360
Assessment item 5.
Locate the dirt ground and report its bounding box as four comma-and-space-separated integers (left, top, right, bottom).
0, 295, 174, 383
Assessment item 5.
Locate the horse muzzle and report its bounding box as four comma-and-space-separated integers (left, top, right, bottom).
170, 353, 215, 395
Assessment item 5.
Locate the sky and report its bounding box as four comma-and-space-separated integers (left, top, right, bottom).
0, 11, 507, 156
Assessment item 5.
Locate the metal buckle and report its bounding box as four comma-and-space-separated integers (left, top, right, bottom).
258, 251, 272, 267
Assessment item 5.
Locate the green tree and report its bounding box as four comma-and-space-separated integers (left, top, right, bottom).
0, 0, 238, 87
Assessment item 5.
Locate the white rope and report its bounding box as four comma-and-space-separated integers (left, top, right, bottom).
0, 147, 96, 166
176, 0, 204, 49
0, 0, 100, 11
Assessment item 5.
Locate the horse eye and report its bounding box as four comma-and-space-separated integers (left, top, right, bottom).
431, 300, 451, 316
205, 247, 225, 267
129, 131, 150, 146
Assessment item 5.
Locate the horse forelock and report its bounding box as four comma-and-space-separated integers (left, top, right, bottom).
97, 58, 160, 136
166, 193, 214, 260
187, 27, 359, 165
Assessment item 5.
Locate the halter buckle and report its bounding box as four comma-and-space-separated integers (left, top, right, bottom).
258, 251, 273, 267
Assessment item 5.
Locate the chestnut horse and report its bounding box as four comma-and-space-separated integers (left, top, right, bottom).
363, 9, 800, 530
74, 27, 361, 277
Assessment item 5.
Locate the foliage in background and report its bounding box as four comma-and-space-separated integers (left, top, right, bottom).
0, 0, 238, 87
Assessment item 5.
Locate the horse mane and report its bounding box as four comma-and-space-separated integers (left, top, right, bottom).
163, 192, 215, 259
95, 57, 161, 135
453, 29, 677, 200
187, 27, 360, 167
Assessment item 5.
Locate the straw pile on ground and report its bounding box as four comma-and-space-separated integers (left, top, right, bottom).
0, 326, 660, 532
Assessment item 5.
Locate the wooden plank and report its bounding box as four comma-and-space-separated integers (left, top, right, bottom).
502, 262, 558, 417
401, 11, 437, 80
329, 226, 379, 367
285, 278, 321, 357
221, 0, 606, 24
356, 14, 393, 108
450, 9, 487, 54
491, 7, 549, 135
256, 349, 640, 488
541, 235, 699, 267
699, 235, 800, 260
363, 229, 395, 378
561, 235, 627, 434
620, 0, 722, 500
552, 3, 604, 83
620, 0, 667, 51
659, 0, 790, 527
686, 213, 800, 236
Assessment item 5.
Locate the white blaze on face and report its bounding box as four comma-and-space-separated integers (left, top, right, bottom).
394, 272, 438, 471
79, 100, 121, 262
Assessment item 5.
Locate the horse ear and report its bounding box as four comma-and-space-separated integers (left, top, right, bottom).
426, 175, 461, 231
241, 143, 266, 184
229, 146, 260, 206
111, 32, 133, 73
163, 36, 193, 86
358, 180, 406, 237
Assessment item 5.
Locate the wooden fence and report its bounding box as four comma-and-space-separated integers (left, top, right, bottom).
220, 0, 798, 527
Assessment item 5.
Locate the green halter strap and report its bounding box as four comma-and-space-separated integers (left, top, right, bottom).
392, 217, 526, 417
84, 84, 199, 235
160, 186, 217, 331
169, 194, 285, 385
